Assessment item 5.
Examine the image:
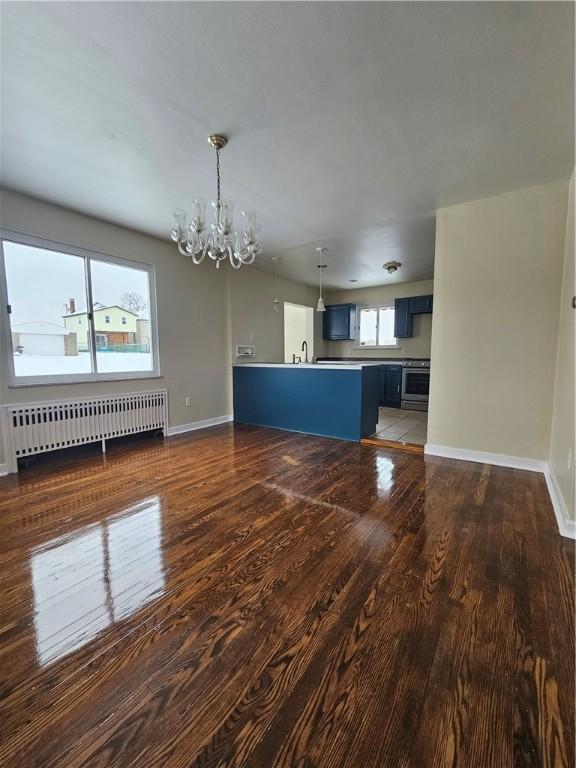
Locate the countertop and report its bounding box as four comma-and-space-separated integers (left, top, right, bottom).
233, 362, 379, 370
316, 357, 430, 364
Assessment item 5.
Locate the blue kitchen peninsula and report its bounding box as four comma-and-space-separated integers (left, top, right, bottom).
233, 363, 379, 441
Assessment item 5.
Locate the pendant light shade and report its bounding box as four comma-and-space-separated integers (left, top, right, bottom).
316, 247, 327, 313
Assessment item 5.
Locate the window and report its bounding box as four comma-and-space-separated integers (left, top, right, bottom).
359, 305, 397, 347
1, 233, 159, 384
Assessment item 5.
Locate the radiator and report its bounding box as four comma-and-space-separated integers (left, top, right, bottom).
0, 389, 168, 473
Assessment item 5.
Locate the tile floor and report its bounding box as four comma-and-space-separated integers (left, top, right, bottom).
373, 406, 428, 445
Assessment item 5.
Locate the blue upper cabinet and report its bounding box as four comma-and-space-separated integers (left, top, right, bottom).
394, 295, 433, 338
409, 295, 433, 314
323, 304, 357, 340
394, 298, 412, 338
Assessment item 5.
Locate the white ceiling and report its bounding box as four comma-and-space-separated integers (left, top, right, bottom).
1, 2, 573, 289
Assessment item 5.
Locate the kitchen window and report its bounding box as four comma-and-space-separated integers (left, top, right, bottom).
0, 231, 160, 385
358, 305, 398, 347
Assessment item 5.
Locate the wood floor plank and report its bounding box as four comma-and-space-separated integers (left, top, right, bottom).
0, 425, 573, 768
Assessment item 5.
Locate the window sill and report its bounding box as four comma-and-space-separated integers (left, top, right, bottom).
8, 372, 163, 388
354, 345, 401, 351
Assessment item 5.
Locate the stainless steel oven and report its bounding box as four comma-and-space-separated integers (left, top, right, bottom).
401, 360, 430, 411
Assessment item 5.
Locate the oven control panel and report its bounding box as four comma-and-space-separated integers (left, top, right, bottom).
402, 360, 430, 368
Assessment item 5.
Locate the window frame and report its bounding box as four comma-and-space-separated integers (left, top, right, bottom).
0, 229, 161, 386
356, 303, 400, 349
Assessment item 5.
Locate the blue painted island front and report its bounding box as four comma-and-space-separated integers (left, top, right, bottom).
233, 363, 379, 442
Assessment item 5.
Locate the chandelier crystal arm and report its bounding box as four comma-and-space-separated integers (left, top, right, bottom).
190, 241, 207, 265
228, 244, 243, 269
176, 240, 189, 257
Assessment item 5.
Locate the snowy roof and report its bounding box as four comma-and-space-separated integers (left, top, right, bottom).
13, 321, 73, 336
63, 305, 139, 318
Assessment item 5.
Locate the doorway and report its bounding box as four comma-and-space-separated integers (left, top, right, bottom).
284, 302, 314, 363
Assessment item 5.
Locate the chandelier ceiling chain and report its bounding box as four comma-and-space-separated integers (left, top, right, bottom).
215, 147, 221, 223
170, 134, 262, 269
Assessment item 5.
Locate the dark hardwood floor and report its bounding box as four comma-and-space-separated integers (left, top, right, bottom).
0, 424, 573, 767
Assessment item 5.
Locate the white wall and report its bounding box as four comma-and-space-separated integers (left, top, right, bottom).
549, 170, 575, 521
284, 303, 314, 363
324, 280, 434, 359
0, 189, 231, 463
428, 180, 569, 462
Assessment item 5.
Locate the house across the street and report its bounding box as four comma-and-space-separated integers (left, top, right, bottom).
62, 303, 147, 351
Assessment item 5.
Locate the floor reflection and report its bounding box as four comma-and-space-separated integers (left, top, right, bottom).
375, 455, 395, 496
31, 497, 164, 666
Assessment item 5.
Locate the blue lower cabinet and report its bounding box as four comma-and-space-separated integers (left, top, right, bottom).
233, 365, 378, 441
379, 365, 402, 407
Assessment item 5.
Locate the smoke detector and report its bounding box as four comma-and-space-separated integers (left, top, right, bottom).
383, 260, 402, 274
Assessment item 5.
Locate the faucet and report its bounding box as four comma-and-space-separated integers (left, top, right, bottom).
301, 340, 308, 363
292, 353, 302, 364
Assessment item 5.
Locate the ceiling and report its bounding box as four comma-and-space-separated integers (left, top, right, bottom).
1, 2, 574, 289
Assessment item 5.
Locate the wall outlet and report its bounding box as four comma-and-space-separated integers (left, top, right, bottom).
185, 396, 191, 407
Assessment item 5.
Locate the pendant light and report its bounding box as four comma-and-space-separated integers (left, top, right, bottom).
316, 247, 327, 312
271, 256, 281, 312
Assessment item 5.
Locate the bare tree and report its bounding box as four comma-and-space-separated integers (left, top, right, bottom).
120, 292, 148, 317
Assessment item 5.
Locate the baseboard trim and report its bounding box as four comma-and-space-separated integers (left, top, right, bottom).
167, 415, 233, 437
544, 465, 576, 540
424, 444, 546, 473
0, 463, 8, 477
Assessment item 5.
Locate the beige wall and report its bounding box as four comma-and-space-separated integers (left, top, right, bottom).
428, 180, 569, 461
0, 189, 231, 463
228, 266, 327, 364
549, 170, 575, 520
0, 189, 332, 468
324, 280, 434, 358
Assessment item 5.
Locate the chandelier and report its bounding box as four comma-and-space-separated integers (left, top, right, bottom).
170, 134, 262, 269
